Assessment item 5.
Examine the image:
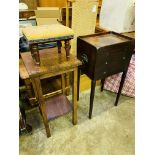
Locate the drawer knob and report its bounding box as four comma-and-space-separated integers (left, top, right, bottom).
81, 54, 88, 64
122, 57, 126, 60
104, 72, 106, 74
105, 61, 108, 65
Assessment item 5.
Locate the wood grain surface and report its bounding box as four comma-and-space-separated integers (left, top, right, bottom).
21, 48, 82, 78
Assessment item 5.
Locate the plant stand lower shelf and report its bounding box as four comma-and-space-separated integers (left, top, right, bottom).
45, 94, 72, 121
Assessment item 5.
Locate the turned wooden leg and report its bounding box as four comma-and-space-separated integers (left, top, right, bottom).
61, 74, 66, 94
30, 44, 40, 65
29, 44, 34, 57
31, 78, 51, 138
72, 68, 78, 125
57, 40, 62, 54
101, 78, 105, 92
89, 80, 96, 119
77, 67, 81, 101
114, 71, 127, 106
65, 40, 71, 58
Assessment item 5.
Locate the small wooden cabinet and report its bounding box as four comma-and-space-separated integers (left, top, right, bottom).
19, 10, 35, 18
77, 31, 135, 118
77, 32, 134, 81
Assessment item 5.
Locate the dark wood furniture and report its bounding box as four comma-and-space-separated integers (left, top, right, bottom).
77, 31, 135, 119
19, 89, 32, 135
19, 10, 35, 19
20, 48, 81, 137
19, 105, 32, 135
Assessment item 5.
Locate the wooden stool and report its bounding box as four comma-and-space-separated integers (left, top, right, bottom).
22, 24, 74, 65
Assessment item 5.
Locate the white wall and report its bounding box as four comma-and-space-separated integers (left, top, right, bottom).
99, 0, 135, 33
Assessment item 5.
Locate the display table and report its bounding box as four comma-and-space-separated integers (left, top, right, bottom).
20, 48, 81, 137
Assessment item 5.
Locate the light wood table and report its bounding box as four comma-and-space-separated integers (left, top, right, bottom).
20, 48, 81, 137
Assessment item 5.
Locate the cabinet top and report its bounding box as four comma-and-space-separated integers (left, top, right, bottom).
78, 31, 134, 49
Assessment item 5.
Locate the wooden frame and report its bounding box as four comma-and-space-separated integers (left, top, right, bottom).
20, 48, 81, 137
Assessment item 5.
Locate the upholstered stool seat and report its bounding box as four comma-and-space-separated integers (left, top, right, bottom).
22, 24, 74, 65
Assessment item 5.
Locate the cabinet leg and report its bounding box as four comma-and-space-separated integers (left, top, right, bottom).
101, 78, 105, 92
77, 67, 81, 101
114, 71, 127, 106
89, 80, 96, 119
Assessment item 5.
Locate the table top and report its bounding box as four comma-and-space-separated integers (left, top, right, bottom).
79, 31, 134, 49
20, 48, 82, 79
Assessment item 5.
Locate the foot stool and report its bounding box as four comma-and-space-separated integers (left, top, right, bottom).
22, 24, 74, 65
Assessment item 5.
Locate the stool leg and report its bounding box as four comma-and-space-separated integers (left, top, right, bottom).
65, 40, 71, 58
57, 41, 62, 54
101, 78, 105, 92
32, 78, 51, 138
114, 71, 127, 106
29, 44, 34, 59
77, 67, 81, 101
89, 80, 96, 119
30, 44, 40, 65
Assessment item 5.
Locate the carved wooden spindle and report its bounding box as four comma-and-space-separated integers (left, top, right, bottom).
29, 44, 34, 59
65, 40, 71, 58
57, 41, 62, 54
30, 44, 40, 65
